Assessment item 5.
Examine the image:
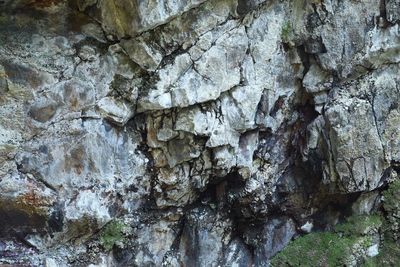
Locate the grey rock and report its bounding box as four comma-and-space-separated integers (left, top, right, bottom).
97, 97, 135, 126
138, 23, 248, 111
221, 238, 253, 267
121, 37, 164, 71
179, 206, 232, 267
386, 0, 400, 23
28, 100, 59, 123
305, 65, 399, 192
352, 191, 381, 215
303, 63, 331, 94
94, 0, 208, 38
0, 0, 399, 265
132, 218, 179, 266
324, 95, 387, 191
244, 217, 297, 266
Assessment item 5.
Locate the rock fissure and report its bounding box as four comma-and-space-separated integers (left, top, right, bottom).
0, 0, 399, 266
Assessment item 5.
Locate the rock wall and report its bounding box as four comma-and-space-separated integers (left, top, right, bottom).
0, 0, 399, 266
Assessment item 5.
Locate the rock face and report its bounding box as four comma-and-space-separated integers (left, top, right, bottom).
0, 0, 399, 266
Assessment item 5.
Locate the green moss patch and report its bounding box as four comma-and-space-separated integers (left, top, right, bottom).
99, 220, 127, 250
335, 215, 382, 236
281, 22, 293, 43
271, 214, 382, 267
382, 179, 400, 241
272, 179, 400, 266
383, 179, 400, 212
271, 231, 367, 267
363, 240, 400, 267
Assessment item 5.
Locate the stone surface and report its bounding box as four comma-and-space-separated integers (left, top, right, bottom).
97, 96, 134, 126
92, 0, 209, 38
0, 0, 399, 266
244, 217, 297, 266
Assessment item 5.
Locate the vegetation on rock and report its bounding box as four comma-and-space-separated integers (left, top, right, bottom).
382, 179, 400, 240
272, 178, 400, 267
281, 21, 293, 44
99, 220, 127, 250
335, 215, 382, 236
271, 215, 382, 266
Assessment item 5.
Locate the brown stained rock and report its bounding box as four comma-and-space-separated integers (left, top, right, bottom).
28, 104, 57, 122
0, 194, 53, 235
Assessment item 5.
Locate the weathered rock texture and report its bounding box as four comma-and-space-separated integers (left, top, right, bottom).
0, 0, 399, 266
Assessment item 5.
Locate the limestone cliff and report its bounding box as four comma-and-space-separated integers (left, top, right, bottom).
0, 0, 399, 266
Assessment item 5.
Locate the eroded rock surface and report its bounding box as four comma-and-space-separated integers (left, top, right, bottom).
0, 0, 399, 266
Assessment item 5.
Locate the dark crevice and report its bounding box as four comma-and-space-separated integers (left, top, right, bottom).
236, 0, 265, 17
48, 202, 64, 234
377, 0, 392, 28
127, 115, 159, 212
366, 87, 387, 158
391, 160, 400, 173
157, 45, 190, 70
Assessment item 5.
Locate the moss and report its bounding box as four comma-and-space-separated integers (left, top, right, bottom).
271, 215, 383, 267
362, 180, 400, 266
335, 215, 382, 236
271, 232, 362, 267
99, 220, 126, 250
272, 180, 400, 266
0, 15, 9, 25
382, 179, 400, 241
362, 240, 400, 267
281, 22, 293, 43
383, 179, 400, 213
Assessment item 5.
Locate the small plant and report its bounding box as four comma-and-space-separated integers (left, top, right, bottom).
281, 22, 293, 43
99, 220, 126, 250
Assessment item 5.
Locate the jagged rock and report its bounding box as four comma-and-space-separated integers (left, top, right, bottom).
179, 206, 232, 267
97, 97, 134, 126
0, 65, 8, 94
243, 217, 297, 266
323, 94, 387, 191
92, 0, 209, 38
368, 24, 400, 67
221, 238, 253, 267
0, 173, 57, 235
0, 0, 400, 265
386, 0, 400, 23
303, 63, 329, 93
165, 134, 202, 167
315, 1, 380, 77
352, 191, 380, 215
121, 37, 164, 71
138, 23, 248, 110
132, 218, 180, 266
306, 65, 399, 192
